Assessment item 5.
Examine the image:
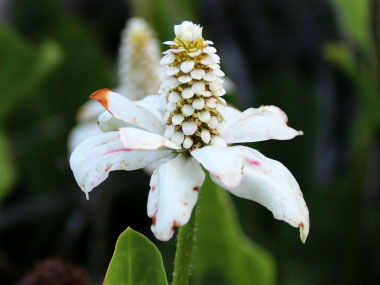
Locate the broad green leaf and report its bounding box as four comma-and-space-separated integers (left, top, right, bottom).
0, 23, 62, 120
104, 227, 168, 285
0, 130, 16, 203
193, 177, 276, 285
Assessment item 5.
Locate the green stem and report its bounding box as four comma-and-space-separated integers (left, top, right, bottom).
172, 207, 197, 285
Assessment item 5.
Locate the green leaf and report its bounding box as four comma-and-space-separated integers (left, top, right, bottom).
194, 177, 276, 285
104, 227, 168, 285
0, 130, 16, 203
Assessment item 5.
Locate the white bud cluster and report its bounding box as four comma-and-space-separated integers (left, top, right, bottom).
117, 17, 161, 100
159, 21, 227, 150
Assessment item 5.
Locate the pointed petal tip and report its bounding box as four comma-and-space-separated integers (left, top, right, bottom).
85, 192, 89, 200
298, 130, 304, 136
299, 222, 309, 244
89, 88, 110, 108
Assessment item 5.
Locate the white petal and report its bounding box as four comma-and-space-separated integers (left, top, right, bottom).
180, 61, 195, 73
191, 146, 243, 188
181, 104, 195, 117
172, 114, 184, 125
168, 91, 181, 103
223, 106, 241, 128
76, 100, 105, 122
199, 111, 211, 122
207, 116, 219, 129
203, 46, 216, 54
171, 48, 185, 53
148, 154, 205, 241
164, 125, 174, 138
135, 95, 166, 123
189, 50, 202, 57
182, 121, 198, 135
160, 53, 175, 65
222, 106, 303, 143
118, 127, 180, 150
214, 88, 226, 96
163, 41, 177, 46
206, 98, 217, 108
201, 56, 214, 65
183, 137, 193, 149
90, 89, 164, 134
190, 69, 205, 80
98, 111, 129, 132
182, 88, 194, 99
192, 82, 205, 95
178, 75, 192, 83
166, 66, 180, 76
204, 71, 216, 81
214, 146, 310, 243
70, 132, 172, 194
68, 121, 102, 153
201, 90, 212, 97
200, 129, 211, 144
171, 131, 184, 145
210, 136, 227, 147
192, 97, 205, 110
204, 40, 214, 45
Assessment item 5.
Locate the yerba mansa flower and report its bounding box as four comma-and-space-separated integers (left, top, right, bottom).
70, 21, 310, 243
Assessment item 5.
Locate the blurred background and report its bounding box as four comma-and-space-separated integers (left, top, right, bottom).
0, 0, 379, 284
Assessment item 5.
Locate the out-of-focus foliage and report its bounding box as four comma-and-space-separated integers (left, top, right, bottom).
194, 177, 275, 285
0, 131, 16, 203
104, 227, 167, 285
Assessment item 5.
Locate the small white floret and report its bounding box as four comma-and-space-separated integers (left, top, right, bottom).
192, 98, 205, 110
190, 69, 205, 80
160, 53, 175, 65
182, 121, 198, 135
166, 66, 180, 76
206, 98, 217, 108
180, 61, 195, 73
163, 41, 177, 45
209, 80, 222, 91
192, 82, 205, 95
174, 21, 203, 42
214, 69, 225, 77
189, 50, 202, 57
202, 90, 212, 97
201, 56, 214, 65
182, 104, 195, 117
167, 102, 177, 112
204, 71, 216, 81
201, 129, 211, 144
216, 104, 224, 114
171, 131, 185, 145
182, 88, 194, 99
183, 137, 194, 149
199, 110, 211, 122
166, 77, 179, 88
214, 88, 226, 96
203, 46, 216, 54
172, 114, 184, 125
211, 136, 227, 147
168, 91, 181, 103
178, 75, 192, 83
171, 48, 185, 53
207, 116, 219, 129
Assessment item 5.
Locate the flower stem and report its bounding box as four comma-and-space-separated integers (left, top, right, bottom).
172, 207, 197, 285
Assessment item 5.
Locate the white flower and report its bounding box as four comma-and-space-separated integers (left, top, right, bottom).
174, 21, 202, 42
70, 21, 310, 243
68, 17, 161, 152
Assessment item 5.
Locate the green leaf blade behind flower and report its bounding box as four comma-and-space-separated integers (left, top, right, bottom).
104, 227, 168, 285
0, 130, 16, 203
194, 177, 276, 285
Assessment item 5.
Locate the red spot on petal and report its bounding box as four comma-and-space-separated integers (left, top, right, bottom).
152, 215, 156, 226
299, 222, 304, 229
193, 186, 199, 191
151, 185, 156, 191
89, 88, 110, 109
246, 158, 261, 166
172, 220, 181, 231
